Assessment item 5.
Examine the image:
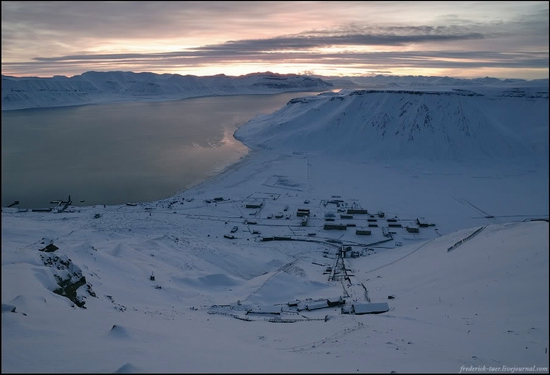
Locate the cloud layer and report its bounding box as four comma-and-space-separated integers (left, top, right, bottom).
2, 1, 548, 79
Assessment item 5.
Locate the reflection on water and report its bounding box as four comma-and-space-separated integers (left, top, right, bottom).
1, 92, 322, 208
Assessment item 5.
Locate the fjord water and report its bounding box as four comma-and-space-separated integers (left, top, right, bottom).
2, 92, 320, 208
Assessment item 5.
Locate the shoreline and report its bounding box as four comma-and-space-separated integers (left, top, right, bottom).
2, 90, 333, 210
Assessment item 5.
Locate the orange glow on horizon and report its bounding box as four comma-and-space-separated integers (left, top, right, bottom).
2, 58, 548, 81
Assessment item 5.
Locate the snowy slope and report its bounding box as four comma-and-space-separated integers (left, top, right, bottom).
235, 84, 549, 163
1, 71, 333, 110
1, 206, 547, 372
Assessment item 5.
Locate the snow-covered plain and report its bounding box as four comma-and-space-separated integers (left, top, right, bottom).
2, 75, 549, 373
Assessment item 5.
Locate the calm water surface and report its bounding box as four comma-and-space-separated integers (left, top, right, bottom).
2, 92, 320, 208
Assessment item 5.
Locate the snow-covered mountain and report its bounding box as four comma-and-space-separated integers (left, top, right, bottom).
235, 83, 549, 163
321, 74, 549, 89
1, 71, 333, 111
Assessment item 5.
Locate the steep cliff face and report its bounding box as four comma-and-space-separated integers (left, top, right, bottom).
235, 87, 549, 162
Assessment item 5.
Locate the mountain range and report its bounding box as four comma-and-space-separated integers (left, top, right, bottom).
1, 71, 334, 110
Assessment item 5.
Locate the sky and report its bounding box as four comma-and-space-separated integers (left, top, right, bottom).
2, 79, 549, 372
1, 1, 549, 79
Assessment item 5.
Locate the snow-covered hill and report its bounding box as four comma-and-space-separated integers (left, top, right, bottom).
1, 71, 333, 110
235, 83, 549, 163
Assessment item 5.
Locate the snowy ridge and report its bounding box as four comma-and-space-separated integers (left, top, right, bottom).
1, 71, 333, 110
235, 84, 549, 162
322, 74, 550, 89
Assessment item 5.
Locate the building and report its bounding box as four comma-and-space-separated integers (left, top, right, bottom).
356, 229, 371, 235
32, 207, 53, 212
352, 302, 389, 314
246, 305, 281, 315
306, 300, 329, 311
416, 217, 430, 227
324, 223, 347, 230
327, 297, 345, 307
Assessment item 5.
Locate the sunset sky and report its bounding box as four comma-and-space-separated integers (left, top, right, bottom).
1, 1, 548, 79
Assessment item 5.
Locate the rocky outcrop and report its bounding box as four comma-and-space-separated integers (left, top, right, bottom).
40, 246, 96, 308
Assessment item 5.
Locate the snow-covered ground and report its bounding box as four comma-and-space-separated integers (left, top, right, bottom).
2, 76, 549, 373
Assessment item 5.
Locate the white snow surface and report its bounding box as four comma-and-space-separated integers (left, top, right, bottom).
2, 75, 549, 373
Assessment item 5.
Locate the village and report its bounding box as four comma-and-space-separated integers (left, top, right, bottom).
156, 191, 439, 323
10, 187, 440, 324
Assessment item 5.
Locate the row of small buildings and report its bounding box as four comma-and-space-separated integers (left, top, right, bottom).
245, 297, 389, 316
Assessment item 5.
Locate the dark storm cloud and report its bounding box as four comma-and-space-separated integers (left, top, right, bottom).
197, 32, 485, 53
17, 24, 545, 73
28, 26, 485, 62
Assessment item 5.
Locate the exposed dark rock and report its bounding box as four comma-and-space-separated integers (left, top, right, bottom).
40, 253, 96, 308
39, 243, 59, 252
